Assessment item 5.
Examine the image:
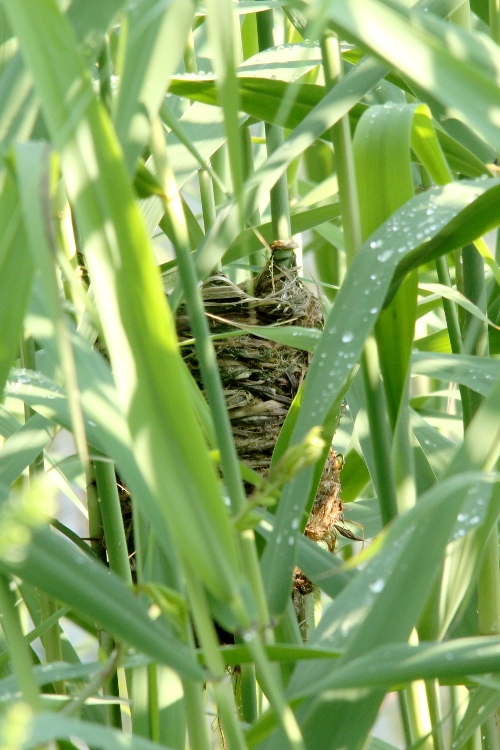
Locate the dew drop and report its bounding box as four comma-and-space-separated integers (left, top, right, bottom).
341, 331, 354, 343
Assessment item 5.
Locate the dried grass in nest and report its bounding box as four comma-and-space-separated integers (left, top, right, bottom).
177, 251, 322, 473
177, 242, 348, 594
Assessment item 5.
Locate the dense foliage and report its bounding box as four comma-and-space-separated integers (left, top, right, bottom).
1, 0, 500, 748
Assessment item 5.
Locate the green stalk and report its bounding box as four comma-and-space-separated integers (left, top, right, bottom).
398, 692, 414, 748
87, 462, 106, 563
406, 680, 433, 750
239, 663, 258, 723
491, 0, 500, 44
94, 459, 134, 730
40, 595, 64, 694
241, 125, 263, 273
320, 31, 362, 267
184, 569, 248, 750
183, 677, 212, 750
361, 337, 399, 524
461, 245, 488, 419
211, 145, 230, 209
0, 574, 41, 711
100, 631, 122, 729
435, 256, 463, 355
198, 167, 217, 235
183, 27, 198, 74
98, 35, 112, 113
93, 459, 132, 585
460, 241, 500, 749
256, 9, 292, 242
19, 334, 44, 479
147, 664, 160, 743
425, 680, 446, 750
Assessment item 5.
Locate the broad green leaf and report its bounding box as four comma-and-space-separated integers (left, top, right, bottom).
169, 75, 326, 129
0, 525, 204, 681
353, 102, 419, 432
257, 513, 353, 601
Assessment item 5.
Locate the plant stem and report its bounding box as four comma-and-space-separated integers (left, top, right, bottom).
239, 663, 258, 723
256, 9, 292, 241
211, 145, 230, 209
435, 256, 463, 355
98, 35, 113, 113
183, 677, 212, 750
183, 27, 198, 74
406, 679, 433, 750
491, 0, 500, 45
320, 31, 362, 267
460, 241, 500, 749
425, 680, 446, 750
87, 462, 106, 563
0, 574, 41, 711
40, 595, 64, 694
462, 244, 488, 419
184, 570, 248, 750
94, 457, 134, 729
361, 337, 399, 524
94, 459, 132, 585
19, 333, 44, 479
199, 167, 217, 235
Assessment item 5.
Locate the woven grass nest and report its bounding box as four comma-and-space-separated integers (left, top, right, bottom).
176, 240, 349, 594
101, 241, 353, 598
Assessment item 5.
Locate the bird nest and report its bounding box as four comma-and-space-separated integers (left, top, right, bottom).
176, 242, 350, 593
